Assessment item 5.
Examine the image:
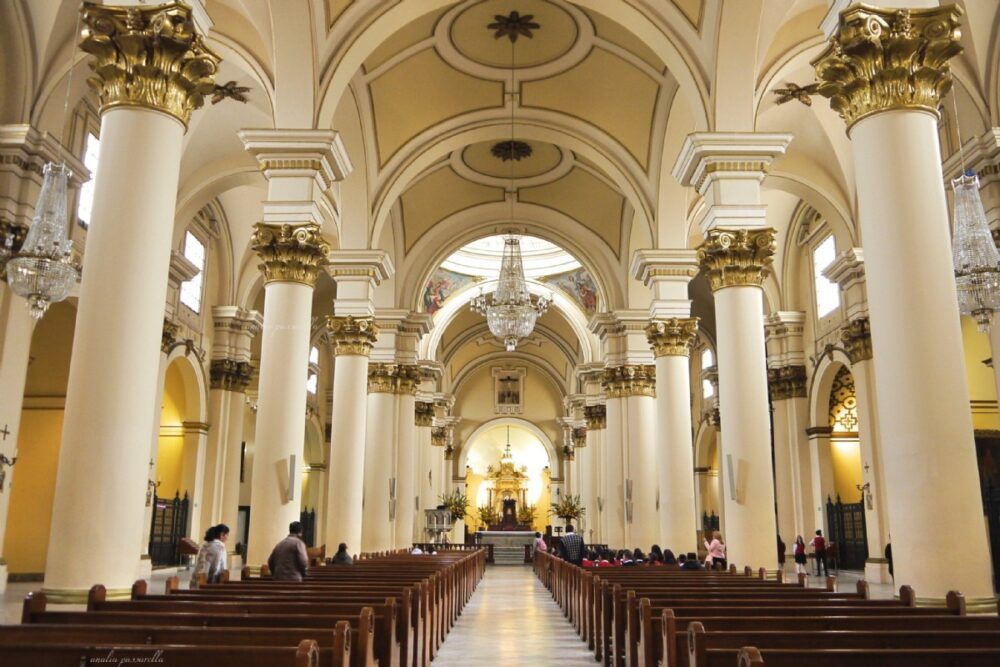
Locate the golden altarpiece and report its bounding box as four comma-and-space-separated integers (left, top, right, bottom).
484, 442, 529, 528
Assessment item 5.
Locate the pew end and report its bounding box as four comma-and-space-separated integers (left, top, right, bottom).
947, 590, 967, 616
87, 584, 107, 611
661, 608, 676, 667
775, 569, 783, 584
825, 575, 836, 592
333, 619, 352, 667
797, 572, 807, 587
294, 639, 319, 667
856, 579, 870, 600
738, 646, 765, 667
20, 591, 46, 624
899, 585, 915, 607
729, 564, 737, 575
757, 567, 766, 580
687, 620, 706, 666
165, 575, 179, 594
131, 579, 147, 599
743, 566, 753, 577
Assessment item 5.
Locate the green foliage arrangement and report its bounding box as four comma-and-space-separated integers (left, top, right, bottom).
517, 503, 538, 526
548, 494, 586, 522
438, 489, 469, 521
476, 504, 500, 528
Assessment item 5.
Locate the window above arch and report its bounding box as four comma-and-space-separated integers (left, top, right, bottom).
179, 231, 206, 313
76, 132, 101, 228
813, 235, 840, 318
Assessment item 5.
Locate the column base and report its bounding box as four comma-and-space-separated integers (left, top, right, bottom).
42, 586, 132, 603
913, 595, 999, 615
136, 554, 152, 583
864, 558, 892, 585
0, 562, 7, 595
228, 553, 244, 575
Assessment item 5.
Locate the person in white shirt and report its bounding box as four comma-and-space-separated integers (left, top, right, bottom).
190, 523, 229, 588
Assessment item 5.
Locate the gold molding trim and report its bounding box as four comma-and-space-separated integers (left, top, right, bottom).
841, 317, 873, 363
602, 365, 656, 399
251, 223, 329, 287
697, 228, 776, 291
767, 365, 807, 401
80, 2, 220, 127
210, 358, 253, 392
646, 317, 699, 357
813, 5, 963, 131
325, 316, 378, 357
584, 404, 606, 430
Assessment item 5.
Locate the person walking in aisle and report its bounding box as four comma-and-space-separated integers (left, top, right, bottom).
267, 521, 309, 581
810, 529, 828, 577
793, 535, 807, 576
190, 523, 229, 588
534, 531, 547, 554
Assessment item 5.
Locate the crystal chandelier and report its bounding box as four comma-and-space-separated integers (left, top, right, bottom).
6, 162, 79, 319
951, 171, 1000, 332
472, 235, 550, 351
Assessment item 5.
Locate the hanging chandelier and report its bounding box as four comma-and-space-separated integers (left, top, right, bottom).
6, 162, 79, 319
951, 170, 1000, 332
472, 235, 550, 351
471, 11, 548, 351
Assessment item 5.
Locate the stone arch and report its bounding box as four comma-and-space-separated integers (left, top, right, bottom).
808, 351, 853, 429
457, 417, 558, 473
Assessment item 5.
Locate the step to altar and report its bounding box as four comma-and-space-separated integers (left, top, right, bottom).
491, 546, 527, 565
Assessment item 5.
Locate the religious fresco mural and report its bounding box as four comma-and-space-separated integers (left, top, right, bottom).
423, 268, 483, 314
538, 267, 598, 314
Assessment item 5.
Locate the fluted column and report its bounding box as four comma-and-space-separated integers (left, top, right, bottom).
325, 316, 377, 553
244, 224, 328, 568
815, 3, 993, 605
698, 229, 780, 572
44, 3, 219, 601
646, 318, 700, 554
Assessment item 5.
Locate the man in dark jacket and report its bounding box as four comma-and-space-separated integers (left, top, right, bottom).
267, 521, 309, 581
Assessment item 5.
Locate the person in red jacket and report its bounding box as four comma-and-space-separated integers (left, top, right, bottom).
810, 529, 828, 576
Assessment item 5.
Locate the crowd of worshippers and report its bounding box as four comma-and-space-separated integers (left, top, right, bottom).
537, 524, 729, 570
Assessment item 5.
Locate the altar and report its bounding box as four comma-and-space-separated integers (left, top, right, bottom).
478, 530, 536, 549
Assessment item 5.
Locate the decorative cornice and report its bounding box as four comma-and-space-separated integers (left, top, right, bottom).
806, 425, 834, 437
584, 404, 606, 430
80, 2, 220, 127
415, 401, 435, 427
697, 228, 776, 291
210, 359, 253, 392
813, 4, 963, 132
602, 365, 656, 399
251, 223, 329, 287
767, 365, 807, 401
646, 318, 699, 357
325, 315, 378, 356
841, 317, 873, 363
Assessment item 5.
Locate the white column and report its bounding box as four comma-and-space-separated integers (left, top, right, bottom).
414, 401, 435, 542
767, 366, 808, 549
44, 3, 219, 601
393, 384, 417, 549
361, 367, 398, 552
601, 396, 626, 547
245, 225, 327, 568
624, 389, 657, 549
816, 4, 993, 605
325, 318, 377, 554
646, 319, 699, 555
0, 290, 34, 593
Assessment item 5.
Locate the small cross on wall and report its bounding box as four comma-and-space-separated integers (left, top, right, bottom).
0, 424, 10, 441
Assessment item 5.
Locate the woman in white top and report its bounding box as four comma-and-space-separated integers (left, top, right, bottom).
190, 523, 229, 588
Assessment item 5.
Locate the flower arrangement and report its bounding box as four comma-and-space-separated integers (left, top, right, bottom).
517, 503, 538, 526
476, 504, 500, 528
548, 494, 586, 523
438, 489, 469, 521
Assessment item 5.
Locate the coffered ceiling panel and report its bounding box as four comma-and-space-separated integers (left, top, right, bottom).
582, 8, 665, 73
363, 6, 450, 73
369, 48, 504, 165
400, 166, 506, 252
521, 47, 660, 170
519, 167, 624, 256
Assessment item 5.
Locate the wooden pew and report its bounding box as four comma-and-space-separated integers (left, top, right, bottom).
0, 638, 320, 666
737, 645, 1000, 667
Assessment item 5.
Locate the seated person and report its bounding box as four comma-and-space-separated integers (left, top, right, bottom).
681, 551, 704, 570
329, 542, 353, 565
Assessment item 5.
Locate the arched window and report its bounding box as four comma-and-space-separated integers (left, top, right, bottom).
76, 132, 101, 227
813, 235, 840, 317
309, 346, 319, 365
701, 348, 714, 369
179, 231, 206, 313
702, 379, 714, 399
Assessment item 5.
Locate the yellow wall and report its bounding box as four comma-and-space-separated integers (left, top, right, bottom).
961, 316, 1000, 430
6, 409, 64, 574
156, 363, 187, 497
830, 438, 863, 503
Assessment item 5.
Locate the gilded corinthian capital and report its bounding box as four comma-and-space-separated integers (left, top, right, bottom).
251, 223, 330, 287
767, 365, 807, 401
209, 358, 253, 392
646, 318, 699, 357
602, 365, 656, 399
841, 316, 873, 363
325, 315, 378, 357
80, 2, 220, 126
813, 5, 963, 130
697, 228, 776, 291
415, 401, 435, 427
584, 404, 606, 430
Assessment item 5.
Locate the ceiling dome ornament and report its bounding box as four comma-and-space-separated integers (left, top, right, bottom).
491, 140, 533, 162
488, 10, 540, 42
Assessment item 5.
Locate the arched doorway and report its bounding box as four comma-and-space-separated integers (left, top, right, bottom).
5, 301, 76, 579
462, 421, 553, 534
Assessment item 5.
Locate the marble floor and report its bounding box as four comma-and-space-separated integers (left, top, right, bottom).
433, 565, 597, 665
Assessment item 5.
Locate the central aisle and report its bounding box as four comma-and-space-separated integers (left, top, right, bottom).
432, 565, 594, 665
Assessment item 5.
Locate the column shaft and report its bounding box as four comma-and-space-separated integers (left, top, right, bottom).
245, 282, 312, 567
602, 398, 626, 547
394, 392, 416, 548
45, 108, 184, 600
655, 354, 697, 553
219, 389, 247, 559
625, 393, 657, 548
714, 285, 778, 571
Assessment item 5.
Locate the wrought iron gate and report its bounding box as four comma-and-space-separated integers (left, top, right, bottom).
826, 494, 867, 571
149, 492, 189, 566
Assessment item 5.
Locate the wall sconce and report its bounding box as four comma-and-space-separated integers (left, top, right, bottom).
0, 452, 17, 492
625, 479, 633, 523
856, 481, 873, 510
